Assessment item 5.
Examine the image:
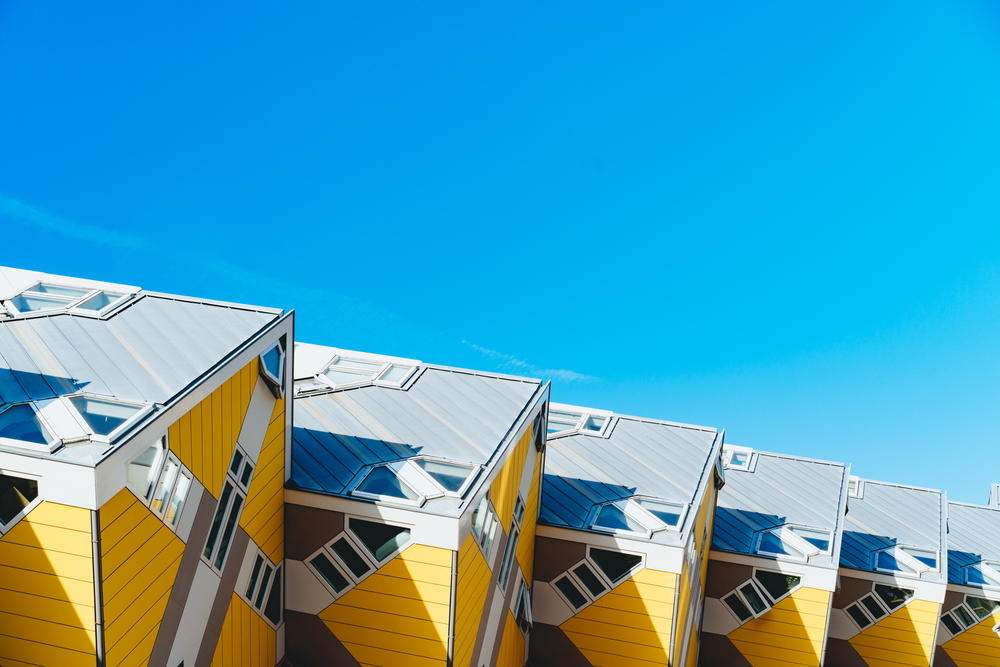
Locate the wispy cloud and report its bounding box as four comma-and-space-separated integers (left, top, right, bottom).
0, 193, 151, 251
462, 340, 598, 383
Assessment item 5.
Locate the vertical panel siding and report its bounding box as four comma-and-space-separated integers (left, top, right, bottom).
210, 593, 277, 667
490, 427, 532, 530
319, 543, 452, 667
169, 358, 257, 498
848, 599, 941, 666
515, 450, 542, 583
728, 586, 831, 666
100, 488, 185, 667
240, 396, 286, 562
561, 567, 677, 667
941, 607, 1000, 666
455, 534, 491, 667
0, 501, 95, 666
681, 482, 717, 667
495, 611, 526, 667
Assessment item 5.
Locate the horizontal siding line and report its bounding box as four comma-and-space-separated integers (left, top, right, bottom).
732, 635, 821, 653
589, 602, 672, 621
0, 630, 95, 657
0, 607, 98, 635
334, 600, 452, 626
330, 622, 448, 656
563, 623, 670, 648
0, 561, 92, 584
340, 638, 446, 662
566, 616, 671, 640
363, 571, 452, 590
19, 517, 92, 535
0, 583, 94, 607
338, 587, 451, 612
561, 633, 668, 664
114, 616, 160, 666
0, 536, 91, 558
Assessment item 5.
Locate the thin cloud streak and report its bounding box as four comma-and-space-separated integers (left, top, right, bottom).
0, 193, 151, 251
462, 340, 598, 383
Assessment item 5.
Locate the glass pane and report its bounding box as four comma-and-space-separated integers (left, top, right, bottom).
264, 567, 282, 624
311, 553, 349, 593
323, 368, 373, 386
554, 576, 587, 609
204, 482, 234, 559
758, 531, 804, 558
790, 527, 831, 552
592, 504, 643, 533
637, 499, 683, 527
329, 358, 383, 372
572, 563, 607, 597
10, 294, 73, 312
356, 466, 419, 500
349, 518, 411, 562
513, 496, 526, 524
415, 459, 473, 492
954, 605, 976, 628
499, 527, 519, 589
378, 364, 413, 384
75, 291, 125, 311
230, 450, 243, 475
32, 283, 91, 297
940, 613, 962, 635
967, 596, 1000, 620
846, 604, 871, 628
873, 584, 912, 611
331, 537, 371, 578
860, 595, 887, 620
166, 471, 192, 526
547, 411, 581, 433
589, 548, 642, 584
0, 474, 39, 525
126, 439, 164, 500
901, 547, 937, 568
582, 415, 605, 432
260, 344, 284, 382
240, 462, 253, 488
723, 593, 753, 621
730, 451, 748, 466
151, 457, 179, 515
246, 555, 264, 598
0, 404, 51, 445
739, 582, 768, 615
471, 497, 489, 540
877, 548, 914, 574
754, 570, 801, 602
69, 396, 141, 435
255, 566, 272, 609
214, 492, 244, 569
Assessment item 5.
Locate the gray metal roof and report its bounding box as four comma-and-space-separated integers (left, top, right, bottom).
711, 450, 848, 570
290, 351, 545, 514
0, 267, 283, 464
947, 501, 1000, 586
841, 479, 946, 583
539, 413, 721, 547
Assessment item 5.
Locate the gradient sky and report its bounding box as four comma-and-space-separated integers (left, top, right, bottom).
3, 1, 1000, 502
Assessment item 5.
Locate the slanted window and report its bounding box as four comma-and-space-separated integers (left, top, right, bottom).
756, 525, 824, 561
355, 466, 420, 502
0, 473, 39, 528
353, 458, 478, 505
940, 613, 962, 635
127, 439, 166, 500
498, 524, 520, 590
306, 518, 413, 598
721, 568, 805, 625
242, 550, 282, 626
5, 282, 130, 316
550, 547, 644, 612
259, 340, 286, 390
514, 580, 533, 635
553, 575, 588, 609
722, 445, 753, 470
204, 449, 253, 571
965, 596, 1000, 620
588, 548, 642, 584
545, 407, 611, 437
571, 562, 606, 597
592, 503, 643, 533
532, 410, 546, 451
471, 496, 500, 559
940, 596, 1000, 638
589, 497, 687, 537
636, 498, 684, 527
127, 438, 193, 530
847, 476, 864, 498
317, 354, 418, 391
414, 459, 475, 493
965, 561, 1000, 588
753, 570, 801, 603
0, 403, 54, 447
349, 518, 411, 562
845, 583, 914, 629
874, 545, 936, 575
68, 396, 143, 436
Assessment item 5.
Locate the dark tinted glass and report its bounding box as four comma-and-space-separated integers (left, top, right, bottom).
572, 564, 607, 597
874, 584, 912, 611
554, 576, 587, 608
861, 595, 886, 620
245, 555, 264, 598
0, 474, 38, 525
753, 571, 801, 602
940, 613, 961, 635
264, 567, 282, 624
589, 548, 642, 583
349, 518, 411, 562
739, 583, 768, 615
723, 593, 752, 621
311, 553, 349, 592
846, 604, 871, 628
332, 538, 371, 578
203, 482, 233, 559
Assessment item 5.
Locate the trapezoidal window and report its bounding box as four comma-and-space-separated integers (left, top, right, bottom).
259, 340, 286, 394
0, 403, 54, 446
348, 518, 411, 563
0, 473, 38, 527
355, 466, 419, 502
69, 396, 143, 436
414, 459, 474, 493
588, 548, 642, 584
6, 282, 129, 316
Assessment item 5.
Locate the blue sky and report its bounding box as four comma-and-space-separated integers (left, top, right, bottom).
2, 1, 1000, 502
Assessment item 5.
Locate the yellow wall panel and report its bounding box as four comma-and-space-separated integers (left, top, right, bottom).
848, 598, 940, 666
0, 501, 95, 666
169, 358, 257, 498
320, 543, 453, 666
515, 448, 542, 583
100, 488, 185, 667
942, 607, 1000, 666
495, 611, 526, 667
211, 593, 277, 667
561, 568, 677, 667
728, 586, 831, 666
490, 426, 532, 529
455, 534, 491, 667
240, 395, 286, 562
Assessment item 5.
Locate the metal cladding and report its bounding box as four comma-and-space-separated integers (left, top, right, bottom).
946, 501, 1000, 585
539, 414, 720, 545
711, 451, 848, 570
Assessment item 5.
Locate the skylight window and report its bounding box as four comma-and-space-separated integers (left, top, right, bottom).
755, 525, 827, 561
588, 497, 688, 537
0, 404, 53, 446
352, 458, 480, 506
874, 545, 937, 576
414, 459, 475, 493
0, 395, 149, 452
309, 354, 418, 392
69, 396, 142, 436
722, 445, 754, 471
545, 406, 612, 437
355, 466, 420, 502
4, 283, 130, 317
965, 561, 1000, 588
847, 476, 864, 498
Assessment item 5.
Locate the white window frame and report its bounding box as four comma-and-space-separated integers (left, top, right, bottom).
314, 354, 419, 392
750, 567, 802, 606
0, 395, 151, 453
720, 568, 803, 624
755, 525, 824, 561
146, 449, 194, 531
514, 578, 533, 636
964, 561, 1000, 589
721, 445, 754, 471
550, 546, 645, 611
242, 549, 283, 628
848, 476, 864, 499
498, 523, 520, 590
471, 496, 501, 562
3, 282, 132, 318
0, 470, 42, 536
545, 407, 613, 438
203, 448, 254, 572
585, 544, 645, 585
873, 545, 935, 576
306, 516, 413, 597
844, 583, 914, 630
258, 340, 286, 396
412, 457, 480, 498
588, 497, 688, 538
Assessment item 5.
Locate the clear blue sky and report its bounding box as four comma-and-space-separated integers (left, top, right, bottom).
2, 1, 999, 502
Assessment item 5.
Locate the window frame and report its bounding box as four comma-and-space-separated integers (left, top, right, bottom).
0, 471, 42, 536
471, 496, 501, 561
964, 560, 1000, 589
751, 567, 803, 607
126, 436, 194, 532
754, 525, 825, 561
3, 282, 132, 318
202, 448, 254, 573
545, 407, 613, 438
587, 497, 688, 538
514, 579, 533, 636
844, 583, 915, 630
314, 354, 419, 393
721, 445, 754, 471
585, 544, 645, 586
241, 549, 283, 628
258, 340, 286, 394
873, 544, 936, 576
305, 516, 413, 598
550, 547, 645, 612
847, 476, 864, 499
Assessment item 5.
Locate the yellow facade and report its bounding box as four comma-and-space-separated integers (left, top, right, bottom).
676, 481, 716, 667
319, 543, 453, 667
940, 606, 1000, 666
495, 611, 526, 667
211, 593, 278, 666
515, 442, 543, 583
848, 598, 941, 666
0, 501, 95, 667
455, 534, 492, 667
100, 488, 185, 667
240, 395, 286, 562
560, 567, 678, 667
727, 586, 831, 666
168, 357, 258, 498
490, 427, 532, 529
